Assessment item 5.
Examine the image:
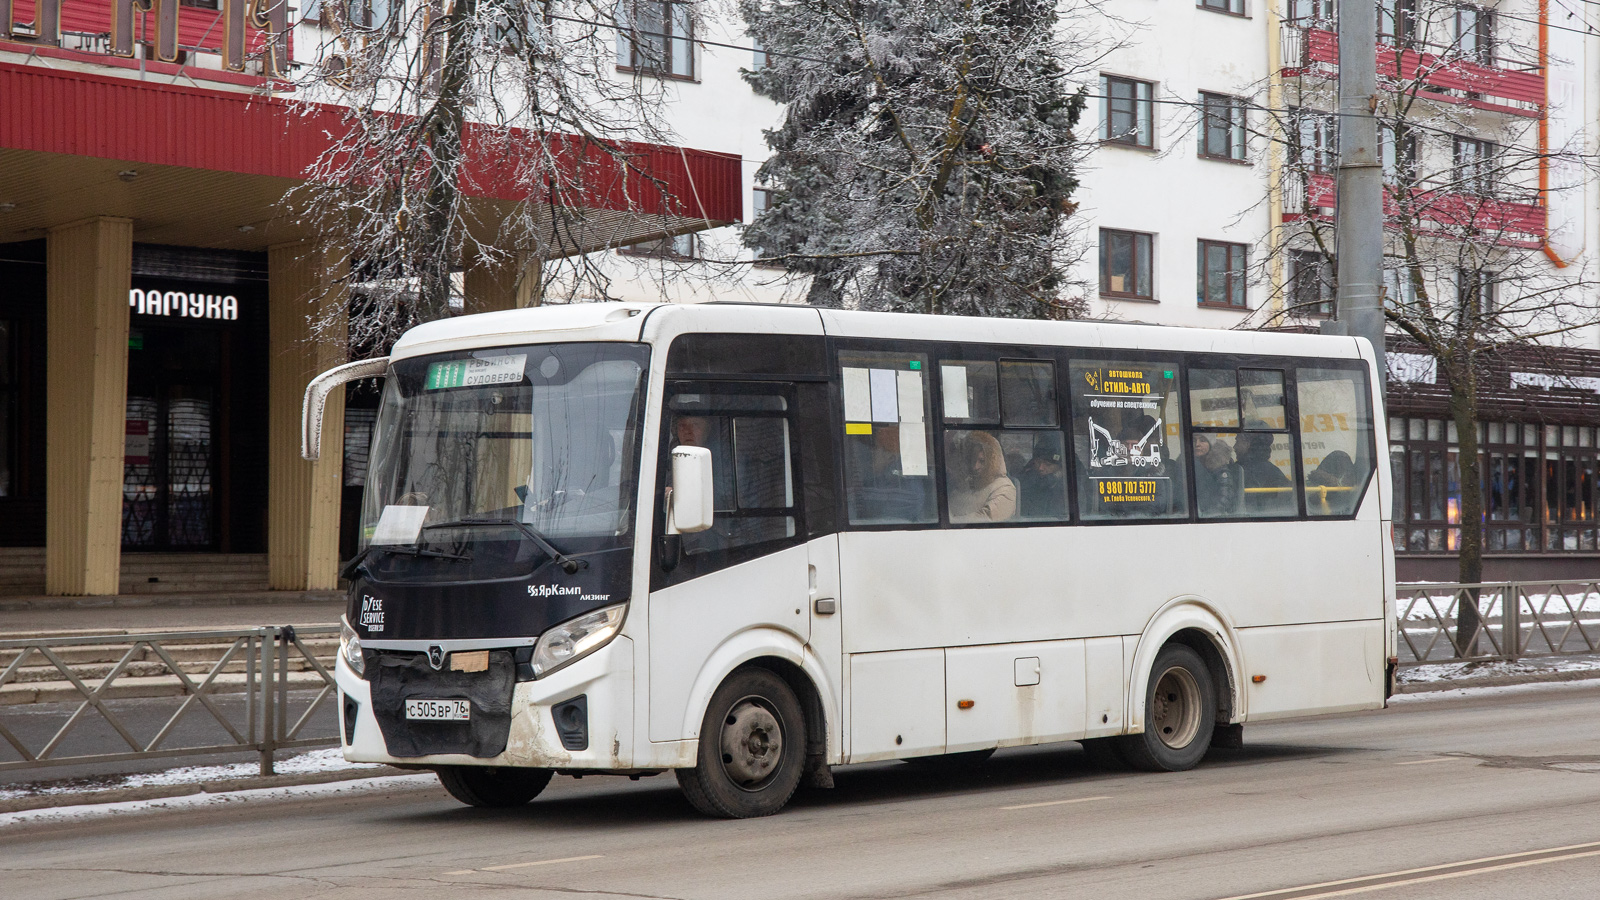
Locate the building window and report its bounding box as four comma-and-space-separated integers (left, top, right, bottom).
617, 0, 694, 80
1286, 0, 1334, 24
1099, 229, 1154, 300
1291, 108, 1337, 173
1100, 75, 1154, 148
620, 233, 697, 259
1455, 6, 1494, 62
1380, 125, 1419, 183
1378, 0, 1417, 44
1459, 269, 1497, 318
1197, 240, 1248, 308
751, 37, 767, 70
1382, 266, 1423, 311
749, 188, 784, 268
306, 0, 391, 27
0, 319, 12, 498
1289, 250, 1334, 317
1453, 136, 1496, 196
1199, 0, 1245, 15
1199, 93, 1247, 161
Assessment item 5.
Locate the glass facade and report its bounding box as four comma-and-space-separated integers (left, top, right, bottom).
1389, 416, 1599, 554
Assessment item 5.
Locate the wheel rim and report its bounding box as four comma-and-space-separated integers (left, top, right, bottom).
718, 695, 784, 791
1150, 665, 1202, 750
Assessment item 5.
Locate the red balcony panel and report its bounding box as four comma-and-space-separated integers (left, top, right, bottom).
1286, 27, 1543, 117
1282, 171, 1545, 249
9, 0, 281, 58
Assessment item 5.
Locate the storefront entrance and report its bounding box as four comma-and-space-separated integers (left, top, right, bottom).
123, 325, 223, 550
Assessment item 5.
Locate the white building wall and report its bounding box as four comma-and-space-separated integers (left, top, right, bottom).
1072, 1, 1273, 327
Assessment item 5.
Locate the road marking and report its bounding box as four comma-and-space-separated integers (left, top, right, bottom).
1000, 795, 1111, 810
1212, 840, 1600, 900
445, 854, 603, 875
1394, 757, 1462, 766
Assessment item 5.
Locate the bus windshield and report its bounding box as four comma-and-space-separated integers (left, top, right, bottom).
361, 342, 650, 553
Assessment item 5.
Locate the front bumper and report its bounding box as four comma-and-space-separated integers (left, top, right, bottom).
335, 635, 635, 769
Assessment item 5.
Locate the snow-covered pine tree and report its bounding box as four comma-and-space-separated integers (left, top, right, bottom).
741, 0, 1091, 318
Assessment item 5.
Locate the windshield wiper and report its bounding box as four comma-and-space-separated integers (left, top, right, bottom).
339, 542, 472, 581
427, 517, 590, 575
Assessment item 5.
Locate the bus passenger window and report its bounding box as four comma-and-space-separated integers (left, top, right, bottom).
1189, 369, 1240, 429
1189, 367, 1299, 518
1297, 367, 1375, 516
999, 360, 1058, 427
840, 350, 936, 526
667, 392, 796, 555
1068, 361, 1188, 521
940, 361, 1000, 424
944, 429, 1069, 523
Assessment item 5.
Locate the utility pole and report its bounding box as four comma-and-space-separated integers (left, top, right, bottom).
1332, 0, 1387, 391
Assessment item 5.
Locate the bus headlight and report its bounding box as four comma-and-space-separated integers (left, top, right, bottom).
532, 604, 626, 677
340, 618, 365, 676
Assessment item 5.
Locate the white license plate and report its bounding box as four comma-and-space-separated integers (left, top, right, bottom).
405, 699, 471, 721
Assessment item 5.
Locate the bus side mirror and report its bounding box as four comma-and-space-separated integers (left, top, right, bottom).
301, 357, 391, 460
668, 446, 714, 534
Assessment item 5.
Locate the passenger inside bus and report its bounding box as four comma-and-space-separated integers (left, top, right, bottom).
946, 431, 1017, 523
1192, 433, 1242, 516
846, 425, 936, 524
1017, 437, 1068, 519
1235, 429, 1295, 514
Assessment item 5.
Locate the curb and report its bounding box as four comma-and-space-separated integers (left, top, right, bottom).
0, 766, 418, 815
0, 591, 344, 613
1398, 667, 1600, 694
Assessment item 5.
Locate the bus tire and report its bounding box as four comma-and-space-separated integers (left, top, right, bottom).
1120, 644, 1215, 772
676, 667, 806, 818
436, 765, 553, 808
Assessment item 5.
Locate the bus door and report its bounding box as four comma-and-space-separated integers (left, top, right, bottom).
647, 380, 817, 743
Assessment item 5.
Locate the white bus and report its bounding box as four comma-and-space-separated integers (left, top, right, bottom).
305, 302, 1396, 818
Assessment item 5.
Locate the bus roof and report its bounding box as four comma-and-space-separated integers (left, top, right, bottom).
389, 301, 1373, 365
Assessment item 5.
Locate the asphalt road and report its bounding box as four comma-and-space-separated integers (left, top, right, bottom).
5, 682, 1600, 900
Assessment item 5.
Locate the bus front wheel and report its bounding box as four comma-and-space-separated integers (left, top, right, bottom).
1120, 644, 1215, 772
436, 765, 553, 808
677, 667, 806, 818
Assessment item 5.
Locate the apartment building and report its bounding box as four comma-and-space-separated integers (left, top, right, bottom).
618, 0, 1600, 581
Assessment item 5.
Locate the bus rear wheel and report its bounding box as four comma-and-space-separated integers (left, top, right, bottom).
437, 765, 553, 808
677, 667, 806, 818
1119, 644, 1215, 772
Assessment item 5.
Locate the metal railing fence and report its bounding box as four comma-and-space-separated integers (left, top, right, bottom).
1, 586, 1595, 779
1396, 581, 1600, 666
0, 625, 337, 776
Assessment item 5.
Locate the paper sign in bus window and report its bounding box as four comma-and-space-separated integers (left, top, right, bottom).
899, 422, 929, 476
869, 369, 899, 422
897, 369, 924, 423
941, 365, 970, 419
842, 368, 872, 422
371, 505, 429, 545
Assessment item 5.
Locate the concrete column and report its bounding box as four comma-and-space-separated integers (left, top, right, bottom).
45, 217, 133, 596
463, 253, 540, 315
267, 242, 347, 591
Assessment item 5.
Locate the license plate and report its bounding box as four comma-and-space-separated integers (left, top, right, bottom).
405, 699, 471, 721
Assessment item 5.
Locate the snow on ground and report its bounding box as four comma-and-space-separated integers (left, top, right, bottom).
0, 773, 437, 829
0, 747, 382, 803
1389, 676, 1600, 704
1397, 655, 1600, 687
